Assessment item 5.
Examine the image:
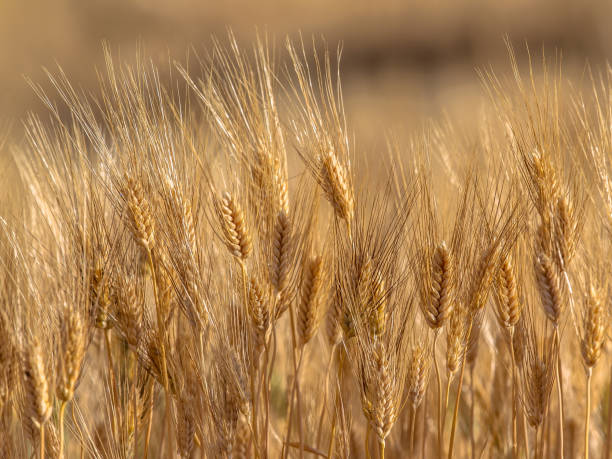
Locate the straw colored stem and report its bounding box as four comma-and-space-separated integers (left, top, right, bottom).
59, 400, 67, 459
448, 319, 473, 459
585, 367, 592, 459
510, 328, 518, 458
606, 364, 612, 459
143, 380, 155, 459
39, 423, 45, 459
433, 332, 443, 458
148, 250, 173, 456
410, 405, 417, 453
554, 328, 565, 459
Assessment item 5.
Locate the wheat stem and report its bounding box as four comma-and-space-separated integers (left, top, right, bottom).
448, 319, 473, 459
39, 423, 45, 459
316, 344, 337, 448
143, 380, 155, 459
410, 405, 417, 453
554, 327, 565, 458
433, 331, 443, 458
146, 249, 172, 456
585, 367, 592, 459
510, 328, 518, 458
59, 400, 67, 459
606, 365, 612, 459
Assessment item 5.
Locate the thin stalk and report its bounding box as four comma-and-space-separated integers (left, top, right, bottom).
284, 348, 305, 459
131, 352, 139, 457
59, 400, 67, 459
443, 373, 454, 428
143, 380, 155, 459
433, 331, 443, 458
422, 388, 428, 458
146, 250, 171, 455
71, 404, 85, 459
263, 341, 271, 454
365, 424, 372, 459
251, 364, 260, 455
287, 298, 304, 459
470, 365, 475, 459
535, 425, 540, 459
104, 328, 121, 443
448, 319, 474, 459
509, 328, 518, 459
607, 364, 612, 459
39, 423, 45, 459
327, 349, 345, 459
379, 440, 385, 459
585, 367, 592, 459
554, 327, 564, 459
410, 405, 417, 453
316, 344, 337, 448
522, 409, 529, 459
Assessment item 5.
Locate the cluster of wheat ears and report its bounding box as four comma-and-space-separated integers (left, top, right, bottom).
2, 34, 612, 459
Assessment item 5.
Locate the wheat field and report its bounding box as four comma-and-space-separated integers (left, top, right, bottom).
1, 31, 612, 459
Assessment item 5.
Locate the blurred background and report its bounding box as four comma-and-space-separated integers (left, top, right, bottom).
1, 0, 611, 150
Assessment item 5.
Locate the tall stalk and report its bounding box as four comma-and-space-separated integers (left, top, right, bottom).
433, 332, 443, 457
585, 367, 592, 459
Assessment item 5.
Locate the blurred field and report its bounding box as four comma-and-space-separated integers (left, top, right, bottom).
1, 0, 612, 150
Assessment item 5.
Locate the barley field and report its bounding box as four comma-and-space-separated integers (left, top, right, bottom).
2, 2, 612, 459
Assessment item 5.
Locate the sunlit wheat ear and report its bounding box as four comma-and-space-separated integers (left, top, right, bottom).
317, 149, 354, 223
534, 250, 563, 326
23, 338, 52, 431
446, 303, 467, 375
422, 241, 453, 329
214, 191, 252, 261
361, 343, 397, 448
271, 210, 291, 293
247, 276, 270, 359
116, 275, 143, 348
521, 331, 558, 428
555, 194, 579, 268
580, 284, 605, 369
298, 255, 324, 345
495, 254, 522, 330
357, 258, 388, 338
57, 309, 87, 402
407, 344, 430, 411
91, 266, 113, 330
125, 177, 155, 252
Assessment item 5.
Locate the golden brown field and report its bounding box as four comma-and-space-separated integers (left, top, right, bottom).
2, 2, 612, 459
